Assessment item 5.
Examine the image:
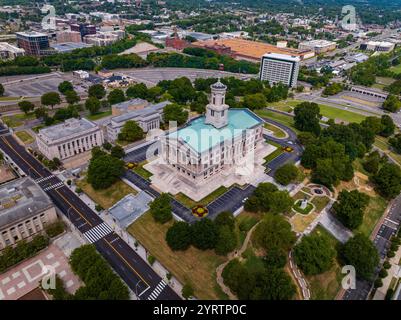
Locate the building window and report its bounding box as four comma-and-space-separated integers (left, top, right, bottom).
211, 110, 215, 116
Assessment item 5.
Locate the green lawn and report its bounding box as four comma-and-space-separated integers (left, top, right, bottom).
357, 196, 388, 237
293, 200, 314, 215
255, 109, 299, 133
173, 186, 228, 208
390, 64, 401, 74
318, 105, 366, 123
307, 225, 342, 300
311, 196, 331, 213
76, 178, 137, 209
86, 110, 112, 121
1, 113, 35, 128
131, 162, 153, 180
264, 123, 287, 138
263, 142, 284, 164
127, 212, 227, 300
15, 130, 34, 144
374, 136, 401, 166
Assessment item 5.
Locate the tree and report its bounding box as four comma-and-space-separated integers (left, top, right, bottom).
389, 134, 401, 154
214, 211, 235, 231
243, 93, 267, 110
87, 154, 124, 190
215, 225, 238, 256
118, 120, 144, 142
126, 83, 149, 99
263, 245, 287, 269
41, 92, 61, 109
383, 95, 401, 113
191, 219, 219, 250
341, 234, 379, 281
294, 102, 321, 136
293, 233, 336, 275
0, 83, 4, 96
107, 89, 125, 105
150, 193, 172, 224
85, 97, 101, 115
372, 163, 401, 199
163, 103, 188, 126
244, 183, 293, 214
182, 283, 194, 299
323, 82, 343, 96
58, 81, 74, 94
18, 101, 35, 114
88, 84, 106, 99
110, 145, 125, 159
254, 215, 296, 252
363, 151, 382, 174
274, 163, 300, 185
380, 115, 395, 137
35, 107, 48, 119
252, 267, 296, 300
333, 190, 370, 230
166, 222, 192, 251
64, 90, 80, 105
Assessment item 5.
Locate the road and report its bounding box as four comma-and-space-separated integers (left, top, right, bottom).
0, 124, 180, 300
343, 194, 401, 300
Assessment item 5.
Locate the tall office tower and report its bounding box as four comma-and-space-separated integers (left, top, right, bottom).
15, 31, 50, 56
259, 53, 300, 88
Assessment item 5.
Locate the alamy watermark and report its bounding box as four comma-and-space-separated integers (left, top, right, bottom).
341, 5, 358, 31
41, 5, 56, 30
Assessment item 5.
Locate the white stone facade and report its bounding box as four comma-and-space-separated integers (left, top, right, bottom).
36, 118, 104, 160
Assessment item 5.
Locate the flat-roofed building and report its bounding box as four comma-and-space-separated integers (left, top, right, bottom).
107, 101, 170, 141
260, 53, 300, 88
56, 31, 82, 43
111, 98, 149, 116
36, 118, 104, 160
15, 31, 50, 56
192, 38, 314, 63
84, 30, 125, 46
360, 41, 396, 52
0, 42, 25, 60
51, 42, 93, 53
298, 40, 337, 54
0, 178, 58, 250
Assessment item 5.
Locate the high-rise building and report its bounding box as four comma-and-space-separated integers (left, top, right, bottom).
15, 31, 50, 56
259, 53, 300, 88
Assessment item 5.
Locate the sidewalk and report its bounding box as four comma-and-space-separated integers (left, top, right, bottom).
63, 179, 184, 298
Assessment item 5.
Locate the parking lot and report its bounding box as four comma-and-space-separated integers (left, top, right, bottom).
118, 67, 255, 86
2, 72, 85, 98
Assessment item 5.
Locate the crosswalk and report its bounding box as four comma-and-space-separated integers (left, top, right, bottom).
35, 175, 55, 184
83, 223, 113, 244
43, 182, 64, 191
147, 280, 167, 300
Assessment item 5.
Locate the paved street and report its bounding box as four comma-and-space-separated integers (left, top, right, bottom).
0, 126, 180, 300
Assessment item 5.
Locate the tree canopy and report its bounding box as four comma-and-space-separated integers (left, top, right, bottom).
149, 193, 172, 224
87, 154, 124, 190
293, 233, 336, 275
294, 102, 321, 136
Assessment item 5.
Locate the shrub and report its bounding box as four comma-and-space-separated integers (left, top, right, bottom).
147, 255, 156, 266
383, 260, 391, 269
45, 221, 65, 238
374, 278, 383, 288
378, 269, 388, 279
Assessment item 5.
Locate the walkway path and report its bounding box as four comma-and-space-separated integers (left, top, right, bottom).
215, 221, 261, 300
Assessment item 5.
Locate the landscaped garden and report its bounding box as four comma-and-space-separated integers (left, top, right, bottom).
293, 199, 314, 215
173, 186, 228, 208
75, 177, 137, 209
127, 212, 228, 300
15, 130, 34, 144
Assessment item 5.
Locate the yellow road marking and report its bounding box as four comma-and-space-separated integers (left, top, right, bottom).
54, 188, 93, 227
104, 238, 150, 287
1, 136, 151, 291
0, 136, 41, 177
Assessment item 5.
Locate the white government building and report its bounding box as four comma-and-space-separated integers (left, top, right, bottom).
259, 52, 300, 88
160, 80, 265, 183
36, 118, 104, 160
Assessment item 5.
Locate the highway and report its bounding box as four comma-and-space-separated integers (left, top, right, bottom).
0, 124, 180, 300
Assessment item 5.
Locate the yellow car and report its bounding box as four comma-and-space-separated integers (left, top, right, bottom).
283, 146, 294, 153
